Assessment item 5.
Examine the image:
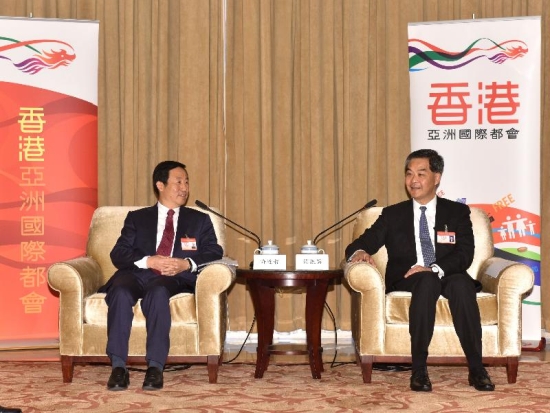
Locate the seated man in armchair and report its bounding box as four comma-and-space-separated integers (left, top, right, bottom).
99, 160, 223, 391
345, 149, 494, 392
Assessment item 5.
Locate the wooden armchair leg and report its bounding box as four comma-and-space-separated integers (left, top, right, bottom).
207, 355, 219, 383
360, 355, 374, 383
61, 355, 75, 383
506, 357, 519, 384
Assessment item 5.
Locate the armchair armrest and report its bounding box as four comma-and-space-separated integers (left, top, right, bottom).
194, 263, 237, 354
47, 257, 104, 354
479, 257, 534, 296
478, 257, 535, 355
48, 257, 104, 297
344, 262, 386, 354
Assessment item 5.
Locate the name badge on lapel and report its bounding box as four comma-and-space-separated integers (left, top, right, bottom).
181, 237, 197, 250
437, 231, 456, 244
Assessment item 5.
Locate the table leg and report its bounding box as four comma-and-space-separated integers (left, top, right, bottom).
305, 279, 330, 379
247, 280, 275, 378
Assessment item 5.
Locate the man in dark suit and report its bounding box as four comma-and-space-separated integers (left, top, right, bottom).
99, 160, 223, 391
345, 149, 494, 392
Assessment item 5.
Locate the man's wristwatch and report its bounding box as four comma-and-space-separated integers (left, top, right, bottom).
430, 265, 439, 274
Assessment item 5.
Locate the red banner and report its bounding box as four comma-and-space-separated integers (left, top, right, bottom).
0, 82, 97, 341
0, 17, 98, 343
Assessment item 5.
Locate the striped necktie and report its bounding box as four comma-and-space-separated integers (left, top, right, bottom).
419, 206, 435, 266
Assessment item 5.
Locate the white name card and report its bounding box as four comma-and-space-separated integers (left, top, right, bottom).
295, 254, 329, 270
253, 254, 287, 270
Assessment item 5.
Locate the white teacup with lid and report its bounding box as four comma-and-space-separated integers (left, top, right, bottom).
254, 240, 280, 255
300, 240, 324, 254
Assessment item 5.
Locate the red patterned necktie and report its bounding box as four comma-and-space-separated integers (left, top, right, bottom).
156, 209, 175, 257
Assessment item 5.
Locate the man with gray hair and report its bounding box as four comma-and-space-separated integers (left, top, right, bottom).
346, 149, 494, 392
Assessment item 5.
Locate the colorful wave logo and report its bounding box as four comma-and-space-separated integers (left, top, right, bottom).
409, 38, 528, 72
0, 36, 76, 74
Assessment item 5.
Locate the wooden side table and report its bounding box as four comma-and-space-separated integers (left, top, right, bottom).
237, 268, 343, 379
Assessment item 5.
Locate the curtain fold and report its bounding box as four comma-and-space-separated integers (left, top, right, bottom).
1, 0, 548, 335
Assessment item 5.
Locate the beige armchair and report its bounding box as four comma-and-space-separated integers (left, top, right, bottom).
344, 206, 534, 384
47, 206, 235, 383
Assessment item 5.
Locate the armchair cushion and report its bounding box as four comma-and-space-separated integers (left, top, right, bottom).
84, 293, 196, 326
385, 291, 498, 326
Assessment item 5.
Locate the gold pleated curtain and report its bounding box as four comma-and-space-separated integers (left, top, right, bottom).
2, 0, 549, 335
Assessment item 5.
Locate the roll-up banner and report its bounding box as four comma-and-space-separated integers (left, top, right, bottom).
0, 17, 99, 346
408, 17, 542, 345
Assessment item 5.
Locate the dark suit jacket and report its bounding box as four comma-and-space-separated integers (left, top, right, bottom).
345, 197, 475, 291
110, 204, 223, 275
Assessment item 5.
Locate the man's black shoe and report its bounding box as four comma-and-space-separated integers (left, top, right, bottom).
0, 406, 22, 413
142, 366, 163, 390
468, 367, 495, 391
107, 367, 129, 391
410, 367, 432, 392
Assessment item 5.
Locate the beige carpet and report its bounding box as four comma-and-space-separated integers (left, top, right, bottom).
1, 361, 549, 412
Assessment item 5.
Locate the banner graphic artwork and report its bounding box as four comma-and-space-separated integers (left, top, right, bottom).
408, 17, 541, 342
0, 17, 99, 343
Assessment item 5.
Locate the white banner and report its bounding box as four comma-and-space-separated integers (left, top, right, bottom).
408, 17, 541, 342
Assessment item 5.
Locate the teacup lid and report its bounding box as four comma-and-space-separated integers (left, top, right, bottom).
301, 240, 318, 251
261, 240, 278, 250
